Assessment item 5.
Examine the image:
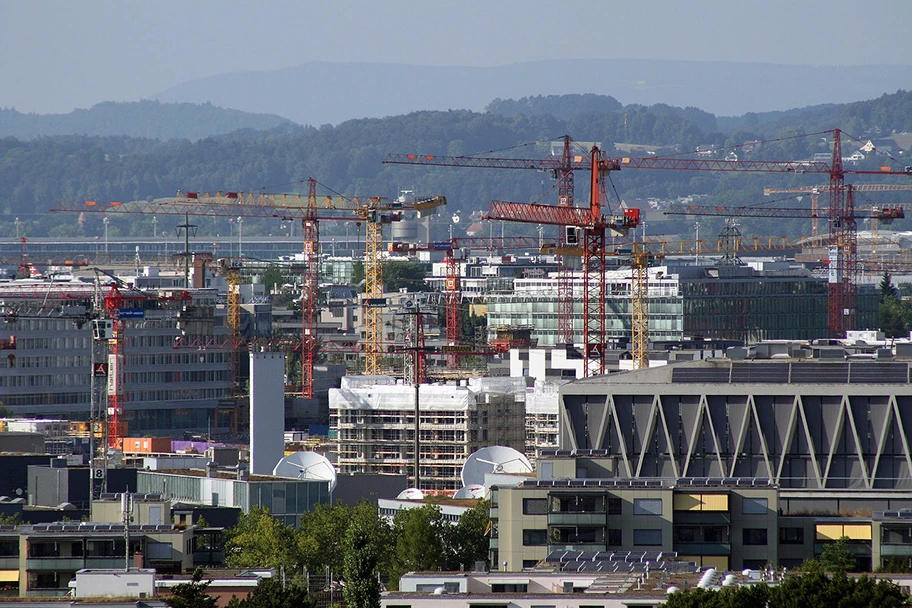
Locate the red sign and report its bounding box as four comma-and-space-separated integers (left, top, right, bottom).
92, 363, 108, 377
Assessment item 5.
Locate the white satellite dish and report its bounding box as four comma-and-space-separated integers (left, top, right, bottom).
272, 452, 337, 491
396, 487, 425, 500
461, 446, 533, 488
452, 213, 461, 224
452, 484, 487, 499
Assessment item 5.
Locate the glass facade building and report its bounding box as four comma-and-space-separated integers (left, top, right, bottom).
485, 263, 879, 347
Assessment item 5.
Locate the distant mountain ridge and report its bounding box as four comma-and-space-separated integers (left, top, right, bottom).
153, 59, 912, 126
0, 100, 295, 141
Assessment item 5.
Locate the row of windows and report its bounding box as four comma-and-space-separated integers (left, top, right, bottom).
9, 355, 89, 368
524, 494, 772, 518
126, 370, 229, 384
524, 526, 773, 548
14, 336, 91, 350
129, 388, 224, 402
0, 374, 87, 388
127, 352, 227, 366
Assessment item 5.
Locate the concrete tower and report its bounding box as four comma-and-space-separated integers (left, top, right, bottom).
249, 350, 285, 475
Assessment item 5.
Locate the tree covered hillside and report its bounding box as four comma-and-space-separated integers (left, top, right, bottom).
0, 100, 298, 141
2, 91, 910, 242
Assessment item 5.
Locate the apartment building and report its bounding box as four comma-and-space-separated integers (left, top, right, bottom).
492, 476, 777, 573
3, 522, 193, 596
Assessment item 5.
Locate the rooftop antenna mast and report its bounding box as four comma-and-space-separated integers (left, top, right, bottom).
121, 491, 133, 570
176, 212, 198, 289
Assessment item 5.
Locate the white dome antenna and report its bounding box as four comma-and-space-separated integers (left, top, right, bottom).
461, 446, 533, 488
272, 452, 337, 492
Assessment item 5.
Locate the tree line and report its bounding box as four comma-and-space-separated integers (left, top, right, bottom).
224, 500, 490, 592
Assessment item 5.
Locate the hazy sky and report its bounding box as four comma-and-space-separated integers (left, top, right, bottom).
3, 0, 911, 115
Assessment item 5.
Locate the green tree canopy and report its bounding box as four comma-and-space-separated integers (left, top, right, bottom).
225, 507, 301, 572
226, 577, 314, 608
261, 266, 287, 295
164, 568, 218, 608
664, 570, 910, 608
817, 536, 857, 574
296, 503, 355, 579
879, 273, 912, 338
443, 499, 490, 571
342, 503, 387, 608
389, 504, 448, 585
383, 260, 431, 293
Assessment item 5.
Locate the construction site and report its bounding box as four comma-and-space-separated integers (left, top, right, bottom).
2, 130, 912, 495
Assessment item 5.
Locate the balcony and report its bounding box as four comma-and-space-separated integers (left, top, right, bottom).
193, 550, 226, 564
548, 513, 606, 526
673, 542, 732, 556
547, 543, 607, 552
26, 557, 84, 571
26, 556, 125, 571
880, 545, 912, 557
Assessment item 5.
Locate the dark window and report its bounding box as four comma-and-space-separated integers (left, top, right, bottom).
550, 526, 605, 544
523, 529, 548, 546
779, 527, 805, 545
522, 560, 539, 569
550, 494, 606, 513
607, 497, 622, 515
523, 498, 548, 515
492, 583, 527, 593
882, 527, 912, 545
29, 542, 60, 558
674, 526, 698, 543
743, 528, 768, 546
743, 559, 767, 570
704, 526, 729, 543
0, 540, 19, 557
633, 498, 662, 516
633, 529, 662, 546
608, 528, 622, 547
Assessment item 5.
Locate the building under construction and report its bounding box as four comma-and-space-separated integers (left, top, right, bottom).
329, 375, 527, 491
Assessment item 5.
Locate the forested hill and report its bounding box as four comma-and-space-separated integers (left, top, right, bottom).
487, 91, 912, 139
1, 91, 911, 243
0, 101, 298, 141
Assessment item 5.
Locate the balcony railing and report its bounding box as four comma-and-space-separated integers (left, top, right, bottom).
548, 513, 607, 526
673, 542, 732, 556
26, 556, 125, 571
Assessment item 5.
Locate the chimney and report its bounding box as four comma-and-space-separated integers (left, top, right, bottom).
236, 463, 249, 481
206, 462, 218, 478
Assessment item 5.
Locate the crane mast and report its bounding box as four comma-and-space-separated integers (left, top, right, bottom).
300, 179, 319, 395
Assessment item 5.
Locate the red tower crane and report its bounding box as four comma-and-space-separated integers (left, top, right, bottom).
386, 145, 640, 376
386, 135, 586, 344
388, 129, 912, 342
